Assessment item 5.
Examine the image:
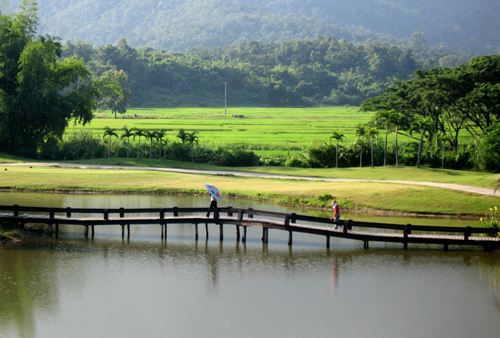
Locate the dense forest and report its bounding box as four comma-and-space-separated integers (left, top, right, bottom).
5, 0, 499, 55
62, 36, 468, 108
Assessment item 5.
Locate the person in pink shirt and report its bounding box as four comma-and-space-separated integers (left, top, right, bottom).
330, 199, 341, 229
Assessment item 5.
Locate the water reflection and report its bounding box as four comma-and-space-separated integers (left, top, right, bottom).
1, 191, 500, 337
1, 237, 500, 337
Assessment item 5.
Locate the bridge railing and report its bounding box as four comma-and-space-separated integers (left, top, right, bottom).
1, 204, 497, 239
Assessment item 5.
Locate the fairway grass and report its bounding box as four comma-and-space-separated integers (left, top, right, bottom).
0, 164, 498, 217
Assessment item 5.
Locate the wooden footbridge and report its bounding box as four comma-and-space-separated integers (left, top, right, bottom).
1, 205, 499, 251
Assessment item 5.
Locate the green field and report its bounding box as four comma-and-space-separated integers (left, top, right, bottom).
69, 107, 385, 156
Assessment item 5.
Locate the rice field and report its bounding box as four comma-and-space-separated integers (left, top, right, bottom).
66, 107, 386, 156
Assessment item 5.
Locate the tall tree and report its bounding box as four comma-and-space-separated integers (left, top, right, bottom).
373, 110, 393, 166
329, 130, 345, 168
366, 127, 379, 168
145, 130, 156, 159
103, 126, 117, 158
0, 1, 98, 157
132, 128, 145, 158
154, 130, 166, 160
409, 117, 434, 168
98, 69, 132, 118
177, 129, 188, 145
121, 126, 133, 158
355, 124, 367, 167
186, 131, 199, 162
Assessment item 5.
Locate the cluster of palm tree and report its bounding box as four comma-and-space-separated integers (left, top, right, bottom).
330, 110, 453, 169
102, 126, 199, 159
329, 125, 379, 169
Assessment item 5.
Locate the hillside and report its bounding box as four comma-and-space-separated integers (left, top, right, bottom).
5, 0, 500, 55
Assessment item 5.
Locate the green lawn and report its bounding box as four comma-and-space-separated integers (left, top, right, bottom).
0, 164, 498, 216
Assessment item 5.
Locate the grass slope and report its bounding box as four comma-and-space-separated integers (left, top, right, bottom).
0, 162, 498, 217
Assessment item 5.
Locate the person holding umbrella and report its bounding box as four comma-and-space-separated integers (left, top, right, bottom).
205, 183, 221, 218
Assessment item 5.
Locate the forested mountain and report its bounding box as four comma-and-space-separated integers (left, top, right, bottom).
4, 0, 500, 55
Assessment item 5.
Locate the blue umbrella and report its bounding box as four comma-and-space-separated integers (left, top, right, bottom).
205, 183, 222, 201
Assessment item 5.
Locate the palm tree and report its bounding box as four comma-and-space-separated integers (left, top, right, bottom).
387, 110, 403, 166
374, 110, 393, 166
177, 129, 188, 145
438, 133, 452, 169
132, 128, 145, 158
155, 130, 166, 159
409, 117, 434, 168
121, 126, 133, 158
186, 131, 199, 162
103, 127, 118, 158
145, 131, 156, 159
365, 127, 379, 168
355, 124, 367, 167
329, 130, 345, 168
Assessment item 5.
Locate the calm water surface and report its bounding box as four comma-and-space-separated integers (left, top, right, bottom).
1, 192, 499, 338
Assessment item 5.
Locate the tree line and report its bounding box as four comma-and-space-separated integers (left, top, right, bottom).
359, 54, 500, 172
61, 35, 469, 110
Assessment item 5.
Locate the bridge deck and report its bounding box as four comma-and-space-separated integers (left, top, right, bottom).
1, 206, 499, 251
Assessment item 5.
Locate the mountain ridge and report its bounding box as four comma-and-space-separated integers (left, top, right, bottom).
5, 0, 499, 55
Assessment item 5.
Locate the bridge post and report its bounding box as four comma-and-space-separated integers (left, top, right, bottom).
173, 207, 179, 217
66, 207, 72, 218
104, 210, 109, 220
344, 220, 351, 234
13, 204, 19, 217
248, 208, 254, 219
91, 225, 95, 239
262, 228, 268, 243
238, 210, 244, 222
227, 206, 233, 217
291, 213, 297, 223
120, 208, 125, 218
242, 226, 247, 242
47, 210, 55, 236
464, 227, 471, 241
160, 209, 165, 220
235, 225, 240, 241
55, 224, 59, 239
195, 223, 198, 240
326, 236, 330, 249
84, 225, 89, 237
285, 215, 292, 245
403, 224, 410, 250
219, 224, 224, 241
205, 223, 209, 240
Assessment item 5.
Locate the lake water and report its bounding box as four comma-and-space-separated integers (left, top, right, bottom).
1, 192, 499, 338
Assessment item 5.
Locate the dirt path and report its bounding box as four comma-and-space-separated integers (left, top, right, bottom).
3, 162, 499, 197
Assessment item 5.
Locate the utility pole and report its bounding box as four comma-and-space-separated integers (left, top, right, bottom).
224, 81, 228, 116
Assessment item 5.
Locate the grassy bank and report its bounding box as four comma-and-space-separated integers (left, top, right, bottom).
0, 162, 498, 217
66, 158, 500, 189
